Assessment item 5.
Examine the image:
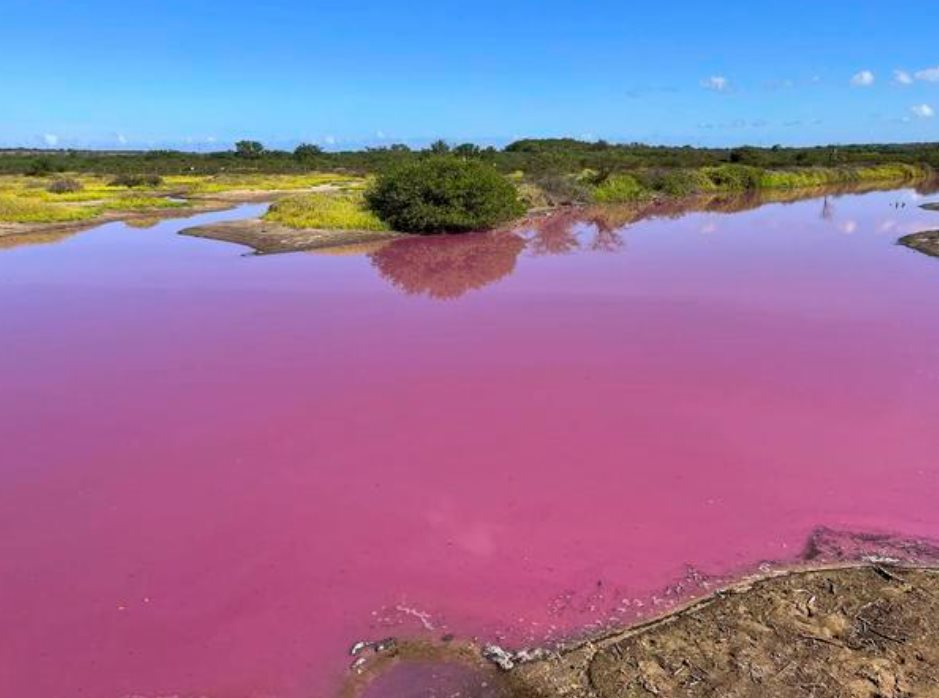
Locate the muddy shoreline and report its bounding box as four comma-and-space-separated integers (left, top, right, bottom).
345, 528, 939, 697
179, 218, 405, 254
345, 563, 939, 698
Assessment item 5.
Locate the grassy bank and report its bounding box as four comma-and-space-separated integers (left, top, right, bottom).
0, 172, 366, 225
0, 175, 190, 224
262, 191, 388, 231
0, 161, 928, 231
589, 163, 927, 203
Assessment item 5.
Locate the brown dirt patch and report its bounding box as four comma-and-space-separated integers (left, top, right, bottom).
179, 218, 404, 254
344, 563, 939, 698
510, 564, 939, 697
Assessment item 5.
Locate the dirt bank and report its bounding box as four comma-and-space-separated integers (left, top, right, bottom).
511, 564, 939, 698
899, 230, 939, 259
345, 563, 939, 698
179, 218, 404, 254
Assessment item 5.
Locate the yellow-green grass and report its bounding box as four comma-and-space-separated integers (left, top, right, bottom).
163, 172, 366, 194
0, 174, 191, 224
0, 195, 102, 224
757, 164, 926, 189
589, 163, 928, 203
263, 191, 389, 231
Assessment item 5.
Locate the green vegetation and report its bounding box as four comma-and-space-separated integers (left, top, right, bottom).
0, 195, 101, 223
0, 174, 188, 224
3, 139, 938, 179
592, 174, 646, 202
364, 157, 525, 233
235, 140, 265, 159
163, 172, 362, 194
0, 138, 933, 231
263, 191, 388, 231
582, 163, 930, 203
109, 173, 163, 188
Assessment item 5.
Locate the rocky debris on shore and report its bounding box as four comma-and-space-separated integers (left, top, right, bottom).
482, 645, 552, 672
348, 637, 399, 674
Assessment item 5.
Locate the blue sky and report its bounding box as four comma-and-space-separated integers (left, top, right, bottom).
2, 0, 938, 150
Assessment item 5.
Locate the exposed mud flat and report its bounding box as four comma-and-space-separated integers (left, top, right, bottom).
899, 230, 939, 259
345, 565, 939, 698
346, 530, 939, 698
179, 218, 404, 254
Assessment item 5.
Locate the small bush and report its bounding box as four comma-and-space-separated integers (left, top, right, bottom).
592, 174, 646, 202
25, 158, 55, 176
46, 178, 84, 194
528, 173, 592, 205
625, 169, 714, 197
365, 157, 525, 233
702, 164, 762, 191
108, 173, 163, 188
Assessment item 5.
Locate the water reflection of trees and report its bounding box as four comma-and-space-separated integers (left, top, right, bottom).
367, 176, 939, 300
368, 211, 630, 300
369, 232, 527, 300
524, 208, 626, 256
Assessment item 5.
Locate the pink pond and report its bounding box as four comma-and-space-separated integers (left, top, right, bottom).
2, 188, 939, 698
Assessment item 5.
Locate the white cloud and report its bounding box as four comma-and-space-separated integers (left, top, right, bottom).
851, 70, 875, 87
914, 66, 939, 82
701, 76, 730, 92
375, 130, 386, 139
43, 133, 59, 146
893, 70, 913, 85
911, 104, 935, 119
115, 133, 128, 145
323, 135, 336, 145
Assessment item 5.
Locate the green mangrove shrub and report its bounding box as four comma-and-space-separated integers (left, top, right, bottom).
365, 157, 525, 233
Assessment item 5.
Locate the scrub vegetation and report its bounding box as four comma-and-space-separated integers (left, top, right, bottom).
0, 174, 188, 224
587, 162, 928, 203
0, 139, 934, 230
364, 158, 525, 233
3, 139, 939, 176
0, 172, 365, 225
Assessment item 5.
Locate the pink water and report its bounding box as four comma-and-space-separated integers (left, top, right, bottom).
2, 189, 939, 698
